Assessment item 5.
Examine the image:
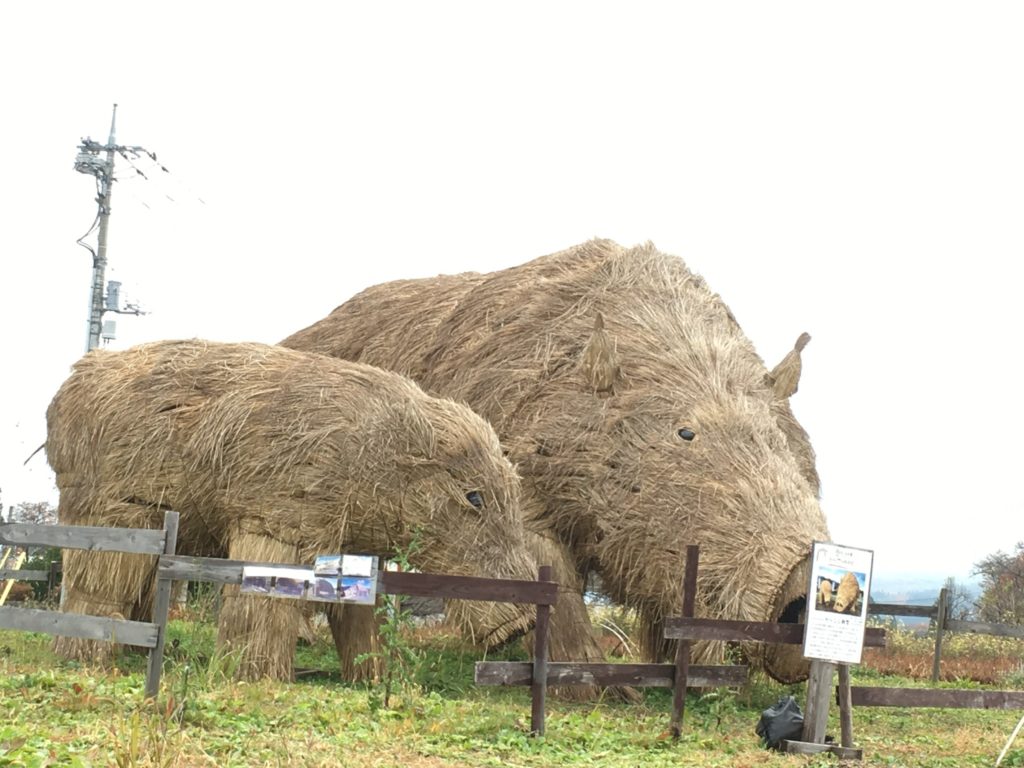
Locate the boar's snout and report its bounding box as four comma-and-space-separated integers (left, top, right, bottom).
408, 473, 539, 649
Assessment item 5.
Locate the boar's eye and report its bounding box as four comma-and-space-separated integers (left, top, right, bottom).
466, 491, 484, 510
677, 428, 696, 442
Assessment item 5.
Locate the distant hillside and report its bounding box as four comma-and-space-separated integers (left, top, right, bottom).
870, 572, 980, 602
868, 572, 981, 628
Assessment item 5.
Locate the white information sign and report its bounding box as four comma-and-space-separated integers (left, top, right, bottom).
803, 541, 874, 665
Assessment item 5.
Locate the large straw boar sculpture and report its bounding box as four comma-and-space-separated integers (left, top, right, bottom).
46, 339, 537, 681
282, 239, 830, 683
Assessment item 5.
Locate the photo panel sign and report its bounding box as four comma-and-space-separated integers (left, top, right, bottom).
239, 554, 379, 605
803, 541, 874, 665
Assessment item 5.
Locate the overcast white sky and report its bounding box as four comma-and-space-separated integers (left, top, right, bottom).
2, 3, 1021, 583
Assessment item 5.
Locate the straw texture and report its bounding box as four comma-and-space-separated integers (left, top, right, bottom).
283, 239, 830, 681
47, 340, 536, 679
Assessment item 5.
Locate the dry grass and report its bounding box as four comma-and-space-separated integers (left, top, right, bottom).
864, 625, 1024, 684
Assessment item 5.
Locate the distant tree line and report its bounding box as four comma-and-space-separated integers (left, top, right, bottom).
7, 501, 58, 526
973, 542, 1024, 625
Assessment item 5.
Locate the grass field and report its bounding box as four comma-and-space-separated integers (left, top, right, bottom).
1, 603, 1023, 767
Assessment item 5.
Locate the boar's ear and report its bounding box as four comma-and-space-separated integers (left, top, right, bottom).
766, 332, 811, 399
579, 313, 621, 395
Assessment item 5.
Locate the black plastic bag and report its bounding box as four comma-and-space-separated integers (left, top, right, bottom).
755, 695, 804, 750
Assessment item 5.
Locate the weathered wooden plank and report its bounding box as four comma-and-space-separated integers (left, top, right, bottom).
663, 618, 886, 648
837, 664, 855, 749
783, 740, 862, 760
0, 569, 49, 581
381, 570, 558, 605
0, 606, 157, 647
0, 523, 166, 555
932, 587, 948, 682
474, 662, 748, 688
531, 565, 552, 737
864, 627, 887, 648
802, 660, 834, 743
868, 602, 936, 618
946, 619, 1024, 640
145, 511, 179, 699
671, 544, 699, 739
158, 555, 559, 605
158, 555, 249, 583
850, 687, 1024, 709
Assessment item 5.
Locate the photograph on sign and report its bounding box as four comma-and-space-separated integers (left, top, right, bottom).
803, 541, 874, 665
313, 554, 342, 576
240, 557, 378, 604
312, 577, 341, 601
240, 566, 314, 600
307, 554, 379, 605
338, 575, 376, 604
341, 554, 375, 578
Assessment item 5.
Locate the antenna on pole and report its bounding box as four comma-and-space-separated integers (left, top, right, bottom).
75, 104, 158, 352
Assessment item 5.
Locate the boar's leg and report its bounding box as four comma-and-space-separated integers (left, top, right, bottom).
637, 612, 673, 663
217, 531, 302, 682
53, 497, 160, 663
326, 602, 383, 682
54, 546, 159, 662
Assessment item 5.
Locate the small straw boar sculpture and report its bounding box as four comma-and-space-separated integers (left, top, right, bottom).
283, 239, 830, 683
46, 339, 537, 681
832, 572, 862, 615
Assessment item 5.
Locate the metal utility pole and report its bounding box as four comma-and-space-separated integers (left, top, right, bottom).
75, 104, 158, 352
86, 105, 116, 352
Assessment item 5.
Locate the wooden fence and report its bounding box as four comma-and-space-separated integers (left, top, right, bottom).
0, 516, 560, 731
159, 553, 559, 734
0, 557, 62, 598
0, 512, 180, 698
869, 587, 1024, 682
475, 544, 750, 738
8, 523, 1023, 749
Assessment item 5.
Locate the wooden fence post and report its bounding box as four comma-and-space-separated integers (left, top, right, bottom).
530, 564, 552, 737
837, 663, 854, 748
671, 544, 699, 739
931, 587, 948, 683
802, 660, 835, 744
145, 511, 179, 700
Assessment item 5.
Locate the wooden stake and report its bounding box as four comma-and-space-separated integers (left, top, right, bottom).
144, 511, 179, 700
932, 587, 948, 683
671, 544, 699, 739
530, 564, 552, 737
838, 664, 854, 748
801, 660, 835, 744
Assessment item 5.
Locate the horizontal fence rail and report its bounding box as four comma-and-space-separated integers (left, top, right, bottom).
475, 662, 749, 688
0, 605, 158, 647
867, 603, 937, 618
158, 555, 558, 605
0, 522, 167, 555
664, 618, 887, 648
380, 570, 557, 605
850, 687, 1024, 710
0, 569, 49, 582
945, 619, 1024, 640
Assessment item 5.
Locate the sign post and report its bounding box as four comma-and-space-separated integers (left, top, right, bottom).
785, 541, 874, 760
